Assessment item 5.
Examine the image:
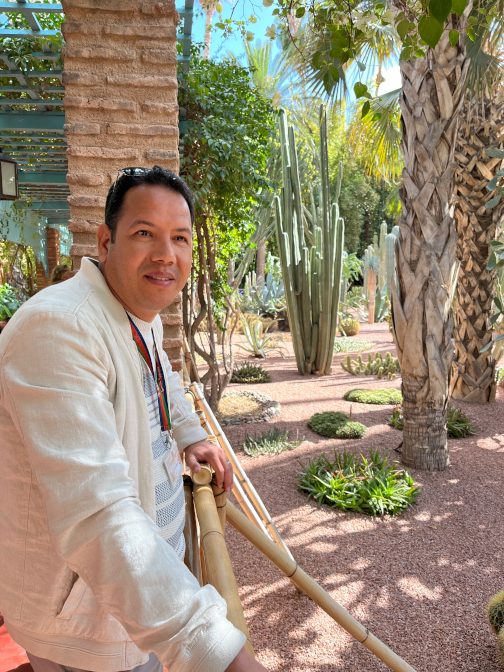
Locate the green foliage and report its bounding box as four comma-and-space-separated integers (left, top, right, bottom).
0, 284, 21, 320
308, 411, 367, 439
178, 55, 276, 281
389, 404, 477, 438
243, 426, 302, 457
236, 314, 286, 359
231, 362, 272, 384
342, 251, 363, 282
333, 338, 376, 354
487, 591, 504, 635
298, 449, 420, 517
341, 351, 400, 379
344, 388, 402, 405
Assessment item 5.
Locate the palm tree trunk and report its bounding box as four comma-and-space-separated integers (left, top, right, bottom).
391, 13, 470, 471
202, 0, 217, 59
450, 92, 504, 402
255, 242, 266, 287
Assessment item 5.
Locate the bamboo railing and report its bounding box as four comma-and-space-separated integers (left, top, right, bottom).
182, 341, 417, 672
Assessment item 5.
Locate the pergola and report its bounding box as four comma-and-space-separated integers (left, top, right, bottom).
0, 0, 192, 278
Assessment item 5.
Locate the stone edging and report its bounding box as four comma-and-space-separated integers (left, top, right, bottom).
218, 390, 281, 426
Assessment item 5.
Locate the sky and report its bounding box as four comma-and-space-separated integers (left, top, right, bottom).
191, 0, 402, 95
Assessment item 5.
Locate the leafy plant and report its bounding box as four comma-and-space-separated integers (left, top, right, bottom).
341, 351, 400, 379
339, 316, 360, 336
231, 362, 272, 384
236, 314, 287, 359
344, 388, 402, 405
241, 270, 286, 317
0, 284, 21, 320
308, 411, 367, 439
298, 449, 420, 517
243, 426, 302, 457
334, 337, 376, 354
389, 404, 477, 438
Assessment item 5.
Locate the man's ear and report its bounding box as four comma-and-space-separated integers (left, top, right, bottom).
97, 224, 112, 263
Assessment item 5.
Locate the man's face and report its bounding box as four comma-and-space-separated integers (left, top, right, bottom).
97, 184, 192, 321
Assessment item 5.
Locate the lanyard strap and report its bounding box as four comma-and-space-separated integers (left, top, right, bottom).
128, 315, 172, 433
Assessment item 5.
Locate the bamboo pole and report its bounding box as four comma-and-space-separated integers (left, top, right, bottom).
192, 481, 255, 657
184, 387, 271, 537
182, 477, 202, 585
189, 382, 294, 560
212, 478, 227, 536
226, 502, 417, 672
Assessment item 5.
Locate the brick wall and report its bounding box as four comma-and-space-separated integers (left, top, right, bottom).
36, 260, 50, 292
61, 0, 182, 369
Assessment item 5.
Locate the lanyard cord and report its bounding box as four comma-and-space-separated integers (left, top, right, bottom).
127, 315, 172, 433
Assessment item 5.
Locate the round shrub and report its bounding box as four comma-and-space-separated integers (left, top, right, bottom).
308, 411, 367, 439
231, 363, 272, 384
344, 388, 402, 405
488, 591, 504, 634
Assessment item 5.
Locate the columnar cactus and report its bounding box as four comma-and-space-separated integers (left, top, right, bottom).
274, 106, 345, 375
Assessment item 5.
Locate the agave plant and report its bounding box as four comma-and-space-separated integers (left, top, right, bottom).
241, 270, 286, 317
236, 314, 287, 359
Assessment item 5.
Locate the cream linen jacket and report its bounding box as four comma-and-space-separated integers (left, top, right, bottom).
0, 258, 245, 672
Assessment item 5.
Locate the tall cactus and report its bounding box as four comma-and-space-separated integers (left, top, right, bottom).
274, 106, 345, 375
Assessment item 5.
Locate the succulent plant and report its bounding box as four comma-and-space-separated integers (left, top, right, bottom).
231, 362, 272, 384
307, 411, 367, 439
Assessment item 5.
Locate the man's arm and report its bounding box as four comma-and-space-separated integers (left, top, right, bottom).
0, 310, 246, 672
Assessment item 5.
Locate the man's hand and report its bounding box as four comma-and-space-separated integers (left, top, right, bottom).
184, 440, 233, 492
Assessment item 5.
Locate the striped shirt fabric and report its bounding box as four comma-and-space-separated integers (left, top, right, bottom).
127, 312, 186, 560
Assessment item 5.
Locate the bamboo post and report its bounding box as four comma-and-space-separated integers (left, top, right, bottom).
226, 502, 417, 672
183, 477, 202, 585
212, 477, 227, 536
192, 480, 254, 657
189, 382, 294, 560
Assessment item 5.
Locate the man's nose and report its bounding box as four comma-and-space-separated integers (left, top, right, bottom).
152, 234, 176, 264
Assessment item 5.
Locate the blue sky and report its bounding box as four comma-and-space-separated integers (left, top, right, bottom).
191, 1, 401, 94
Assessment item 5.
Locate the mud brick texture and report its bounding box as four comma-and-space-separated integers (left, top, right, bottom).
61, 0, 182, 364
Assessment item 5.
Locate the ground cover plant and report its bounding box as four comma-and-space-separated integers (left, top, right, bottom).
333, 337, 375, 354
243, 426, 302, 457
389, 404, 477, 438
344, 389, 402, 405
298, 449, 420, 517
341, 351, 400, 379
231, 363, 271, 384
308, 411, 367, 439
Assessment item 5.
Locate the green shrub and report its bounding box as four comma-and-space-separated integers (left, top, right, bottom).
298, 449, 420, 516
243, 426, 302, 457
488, 591, 504, 635
231, 363, 272, 384
334, 338, 376, 354
0, 284, 21, 321
308, 411, 367, 439
344, 389, 402, 405
389, 404, 477, 438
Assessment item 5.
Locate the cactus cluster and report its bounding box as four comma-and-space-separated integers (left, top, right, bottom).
275, 106, 344, 375
363, 223, 399, 324
340, 352, 401, 379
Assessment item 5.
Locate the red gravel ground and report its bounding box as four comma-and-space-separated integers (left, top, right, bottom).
222, 322, 504, 672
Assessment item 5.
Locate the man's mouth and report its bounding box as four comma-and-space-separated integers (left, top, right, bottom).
145, 273, 176, 286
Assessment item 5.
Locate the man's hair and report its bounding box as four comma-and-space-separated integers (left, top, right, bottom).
104, 166, 195, 242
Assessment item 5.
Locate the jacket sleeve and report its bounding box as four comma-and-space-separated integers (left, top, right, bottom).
163, 350, 208, 450
0, 310, 245, 672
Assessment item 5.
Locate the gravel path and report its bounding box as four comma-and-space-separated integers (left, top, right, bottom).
222, 322, 504, 671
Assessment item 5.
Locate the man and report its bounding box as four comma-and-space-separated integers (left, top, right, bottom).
0, 166, 267, 672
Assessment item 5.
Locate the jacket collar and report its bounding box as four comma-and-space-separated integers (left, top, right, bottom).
77, 257, 164, 359
78, 257, 133, 341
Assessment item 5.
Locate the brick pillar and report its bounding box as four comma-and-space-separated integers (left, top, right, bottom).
36, 261, 50, 292
47, 228, 61, 279
61, 0, 181, 366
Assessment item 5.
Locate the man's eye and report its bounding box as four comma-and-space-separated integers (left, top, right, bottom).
175, 235, 189, 243
138, 230, 150, 237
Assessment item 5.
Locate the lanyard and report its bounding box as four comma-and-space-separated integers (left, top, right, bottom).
128, 315, 172, 434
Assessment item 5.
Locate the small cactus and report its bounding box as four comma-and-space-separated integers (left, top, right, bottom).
488, 591, 504, 634
377, 367, 383, 379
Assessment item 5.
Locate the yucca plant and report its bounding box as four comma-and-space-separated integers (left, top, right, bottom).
236, 314, 287, 359
298, 449, 420, 517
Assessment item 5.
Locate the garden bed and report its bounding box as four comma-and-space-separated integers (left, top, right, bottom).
221, 321, 504, 672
